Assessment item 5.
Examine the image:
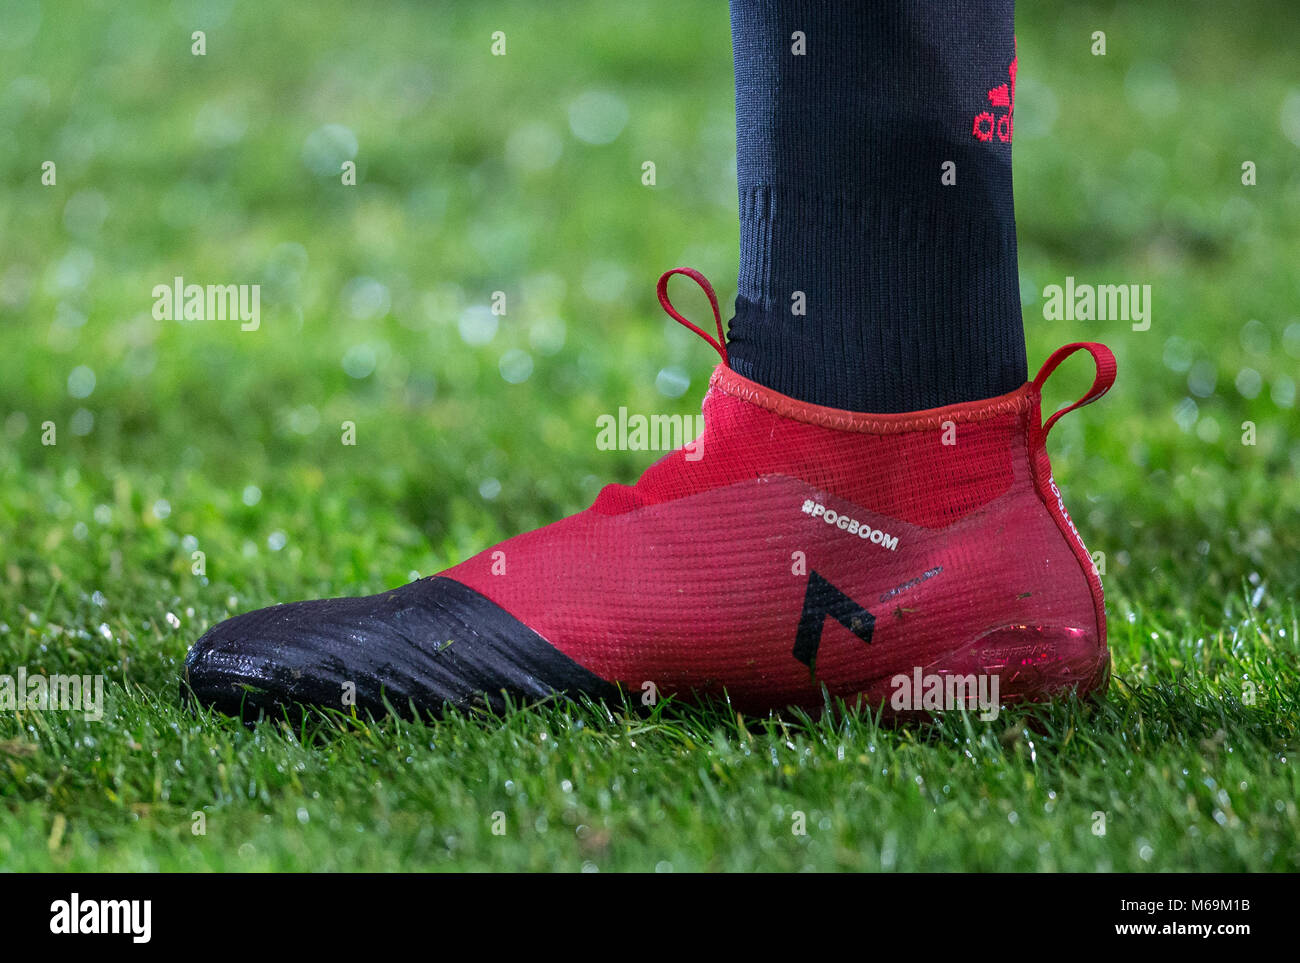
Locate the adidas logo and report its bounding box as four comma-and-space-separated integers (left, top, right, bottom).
972, 47, 1017, 143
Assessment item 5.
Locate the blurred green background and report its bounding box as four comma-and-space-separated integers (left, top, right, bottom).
1, 0, 1298, 871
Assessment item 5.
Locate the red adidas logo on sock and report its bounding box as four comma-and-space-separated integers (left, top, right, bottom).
973, 47, 1017, 143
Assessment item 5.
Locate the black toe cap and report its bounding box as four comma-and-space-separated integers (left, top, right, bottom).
183, 577, 616, 719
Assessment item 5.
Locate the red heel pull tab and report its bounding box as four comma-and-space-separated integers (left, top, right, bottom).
1032, 342, 1117, 438
657, 267, 729, 367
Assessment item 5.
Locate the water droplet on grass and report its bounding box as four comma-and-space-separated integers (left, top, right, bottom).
499, 349, 533, 384
70, 408, 94, 436
1271, 376, 1295, 408
342, 343, 377, 379
655, 366, 690, 398
458, 305, 498, 346
568, 91, 628, 145
302, 124, 357, 176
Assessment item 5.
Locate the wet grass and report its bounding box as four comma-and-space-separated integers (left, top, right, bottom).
1, 0, 1298, 870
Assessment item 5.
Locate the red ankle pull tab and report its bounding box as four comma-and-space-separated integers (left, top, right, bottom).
1032, 342, 1117, 438
657, 267, 729, 367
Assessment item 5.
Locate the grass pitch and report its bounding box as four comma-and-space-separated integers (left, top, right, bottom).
2, 0, 1298, 870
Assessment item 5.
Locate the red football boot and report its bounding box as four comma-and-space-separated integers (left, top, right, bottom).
185, 268, 1115, 719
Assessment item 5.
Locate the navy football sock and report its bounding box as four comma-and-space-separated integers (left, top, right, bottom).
726, 0, 1027, 413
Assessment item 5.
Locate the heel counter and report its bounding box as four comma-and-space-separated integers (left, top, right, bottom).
1027, 414, 1108, 659
1023, 341, 1116, 668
